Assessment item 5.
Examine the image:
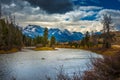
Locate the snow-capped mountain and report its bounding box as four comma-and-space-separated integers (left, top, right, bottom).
22, 25, 84, 42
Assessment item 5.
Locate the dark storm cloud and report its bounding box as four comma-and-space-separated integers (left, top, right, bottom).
0, 0, 16, 4
1, 0, 28, 15
24, 0, 73, 14
0, 0, 11, 4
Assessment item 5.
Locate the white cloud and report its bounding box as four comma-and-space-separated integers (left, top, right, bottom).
97, 9, 120, 29
14, 5, 103, 33
63, 9, 96, 21
75, 6, 102, 11
2, 1, 120, 33
10, 3, 16, 7
13, 6, 102, 33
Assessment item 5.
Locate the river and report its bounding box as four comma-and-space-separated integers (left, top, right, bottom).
0, 48, 101, 80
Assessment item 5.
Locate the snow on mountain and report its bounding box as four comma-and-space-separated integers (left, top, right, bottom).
22, 25, 84, 42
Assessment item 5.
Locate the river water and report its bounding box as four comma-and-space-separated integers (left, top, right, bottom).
0, 48, 100, 80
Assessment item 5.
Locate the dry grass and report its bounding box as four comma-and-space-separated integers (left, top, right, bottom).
33, 47, 56, 51
0, 48, 19, 54
91, 45, 120, 56
78, 44, 120, 56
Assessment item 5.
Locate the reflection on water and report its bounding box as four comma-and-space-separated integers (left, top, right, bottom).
0, 48, 101, 80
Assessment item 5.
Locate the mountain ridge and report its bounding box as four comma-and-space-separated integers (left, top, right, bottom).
22, 25, 84, 42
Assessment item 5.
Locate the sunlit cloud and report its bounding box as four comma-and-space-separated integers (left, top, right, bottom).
1, 0, 120, 33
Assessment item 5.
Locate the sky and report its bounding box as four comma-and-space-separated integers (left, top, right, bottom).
1, 0, 120, 33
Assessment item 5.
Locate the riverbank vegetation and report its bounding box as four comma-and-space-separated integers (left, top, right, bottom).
82, 52, 120, 80
0, 48, 19, 54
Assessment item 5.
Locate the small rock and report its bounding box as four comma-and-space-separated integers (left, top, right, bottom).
41, 58, 45, 60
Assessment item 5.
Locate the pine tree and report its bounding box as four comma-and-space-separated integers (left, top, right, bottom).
81, 38, 85, 48
0, 2, 2, 18
34, 36, 43, 45
50, 36, 56, 47
23, 35, 33, 46
0, 18, 23, 51
101, 14, 114, 48
85, 31, 90, 48
43, 28, 48, 47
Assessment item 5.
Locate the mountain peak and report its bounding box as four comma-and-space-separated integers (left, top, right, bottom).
23, 25, 84, 42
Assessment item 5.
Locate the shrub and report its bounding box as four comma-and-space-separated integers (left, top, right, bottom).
83, 52, 120, 80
